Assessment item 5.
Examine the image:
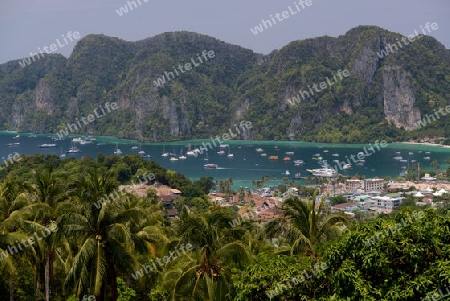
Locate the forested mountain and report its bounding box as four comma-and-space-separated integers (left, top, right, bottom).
1, 26, 449, 142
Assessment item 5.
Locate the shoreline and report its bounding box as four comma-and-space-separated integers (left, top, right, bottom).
399, 141, 450, 149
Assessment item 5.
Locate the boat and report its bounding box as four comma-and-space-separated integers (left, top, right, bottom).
255, 148, 264, 152
323, 150, 329, 153
28, 134, 37, 138
286, 151, 294, 155
227, 147, 234, 158
13, 135, 20, 139
293, 173, 302, 179
72, 138, 84, 143
399, 159, 408, 163
138, 144, 145, 155
38, 144, 57, 148
395, 151, 401, 154
219, 144, 229, 148
59, 147, 66, 158
7, 142, 20, 146
411, 160, 417, 163
269, 156, 278, 160
293, 160, 304, 165
169, 156, 178, 161
332, 159, 340, 164
79, 140, 93, 145
408, 152, 413, 155
97, 142, 106, 146
393, 156, 403, 160
283, 157, 291, 161
358, 160, 365, 163
343, 164, 352, 170
332, 153, 339, 157
306, 168, 338, 177
204, 164, 218, 169
425, 151, 431, 154
66, 145, 81, 153
131, 146, 139, 150
423, 157, 431, 160
142, 154, 153, 159
161, 145, 169, 157
356, 163, 364, 166
179, 149, 186, 160
186, 150, 195, 156
285, 170, 290, 176
261, 153, 267, 157
217, 150, 225, 155
114, 144, 122, 155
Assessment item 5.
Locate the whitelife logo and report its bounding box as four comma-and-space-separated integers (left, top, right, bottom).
18, 31, 81, 68
153, 50, 215, 88
250, 0, 313, 35
56, 102, 118, 139
115, 0, 149, 16
376, 22, 439, 59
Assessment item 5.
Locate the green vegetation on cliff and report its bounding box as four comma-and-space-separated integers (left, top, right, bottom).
1, 26, 449, 143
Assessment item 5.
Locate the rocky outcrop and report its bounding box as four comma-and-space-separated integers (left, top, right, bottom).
382, 66, 421, 130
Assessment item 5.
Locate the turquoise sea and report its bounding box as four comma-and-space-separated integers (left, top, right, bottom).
1, 131, 449, 188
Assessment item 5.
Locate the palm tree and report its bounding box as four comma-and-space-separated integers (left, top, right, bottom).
61, 170, 160, 301
23, 167, 67, 301
0, 178, 34, 301
165, 204, 252, 300
265, 195, 349, 262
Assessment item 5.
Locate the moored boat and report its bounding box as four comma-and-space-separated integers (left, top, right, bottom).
204, 164, 218, 169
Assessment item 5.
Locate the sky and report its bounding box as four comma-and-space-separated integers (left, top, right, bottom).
0, 0, 449, 64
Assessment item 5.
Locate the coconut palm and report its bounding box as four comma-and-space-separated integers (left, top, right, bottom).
0, 177, 37, 300
61, 170, 161, 301
164, 204, 252, 300
265, 195, 349, 262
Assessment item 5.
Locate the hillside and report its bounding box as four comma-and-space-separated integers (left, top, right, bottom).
1, 26, 449, 143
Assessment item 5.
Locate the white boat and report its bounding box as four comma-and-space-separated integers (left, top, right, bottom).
179, 149, 186, 160
293, 160, 304, 165
186, 150, 195, 156
306, 168, 338, 177
323, 150, 329, 153
393, 156, 403, 160
285, 170, 290, 176
66, 145, 81, 153
217, 150, 225, 155
138, 144, 145, 155
286, 151, 294, 155
293, 173, 301, 179
204, 164, 218, 169
59, 147, 66, 158
13, 135, 20, 139
170, 156, 178, 161
343, 164, 352, 170
332, 153, 339, 157
261, 153, 267, 157
161, 146, 169, 157
255, 148, 264, 152
131, 146, 139, 150
72, 138, 84, 143
227, 146, 234, 158
114, 144, 122, 155
39, 144, 57, 148
423, 157, 430, 160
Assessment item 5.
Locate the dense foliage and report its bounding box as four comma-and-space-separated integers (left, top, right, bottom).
0, 154, 449, 300
1, 27, 449, 143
